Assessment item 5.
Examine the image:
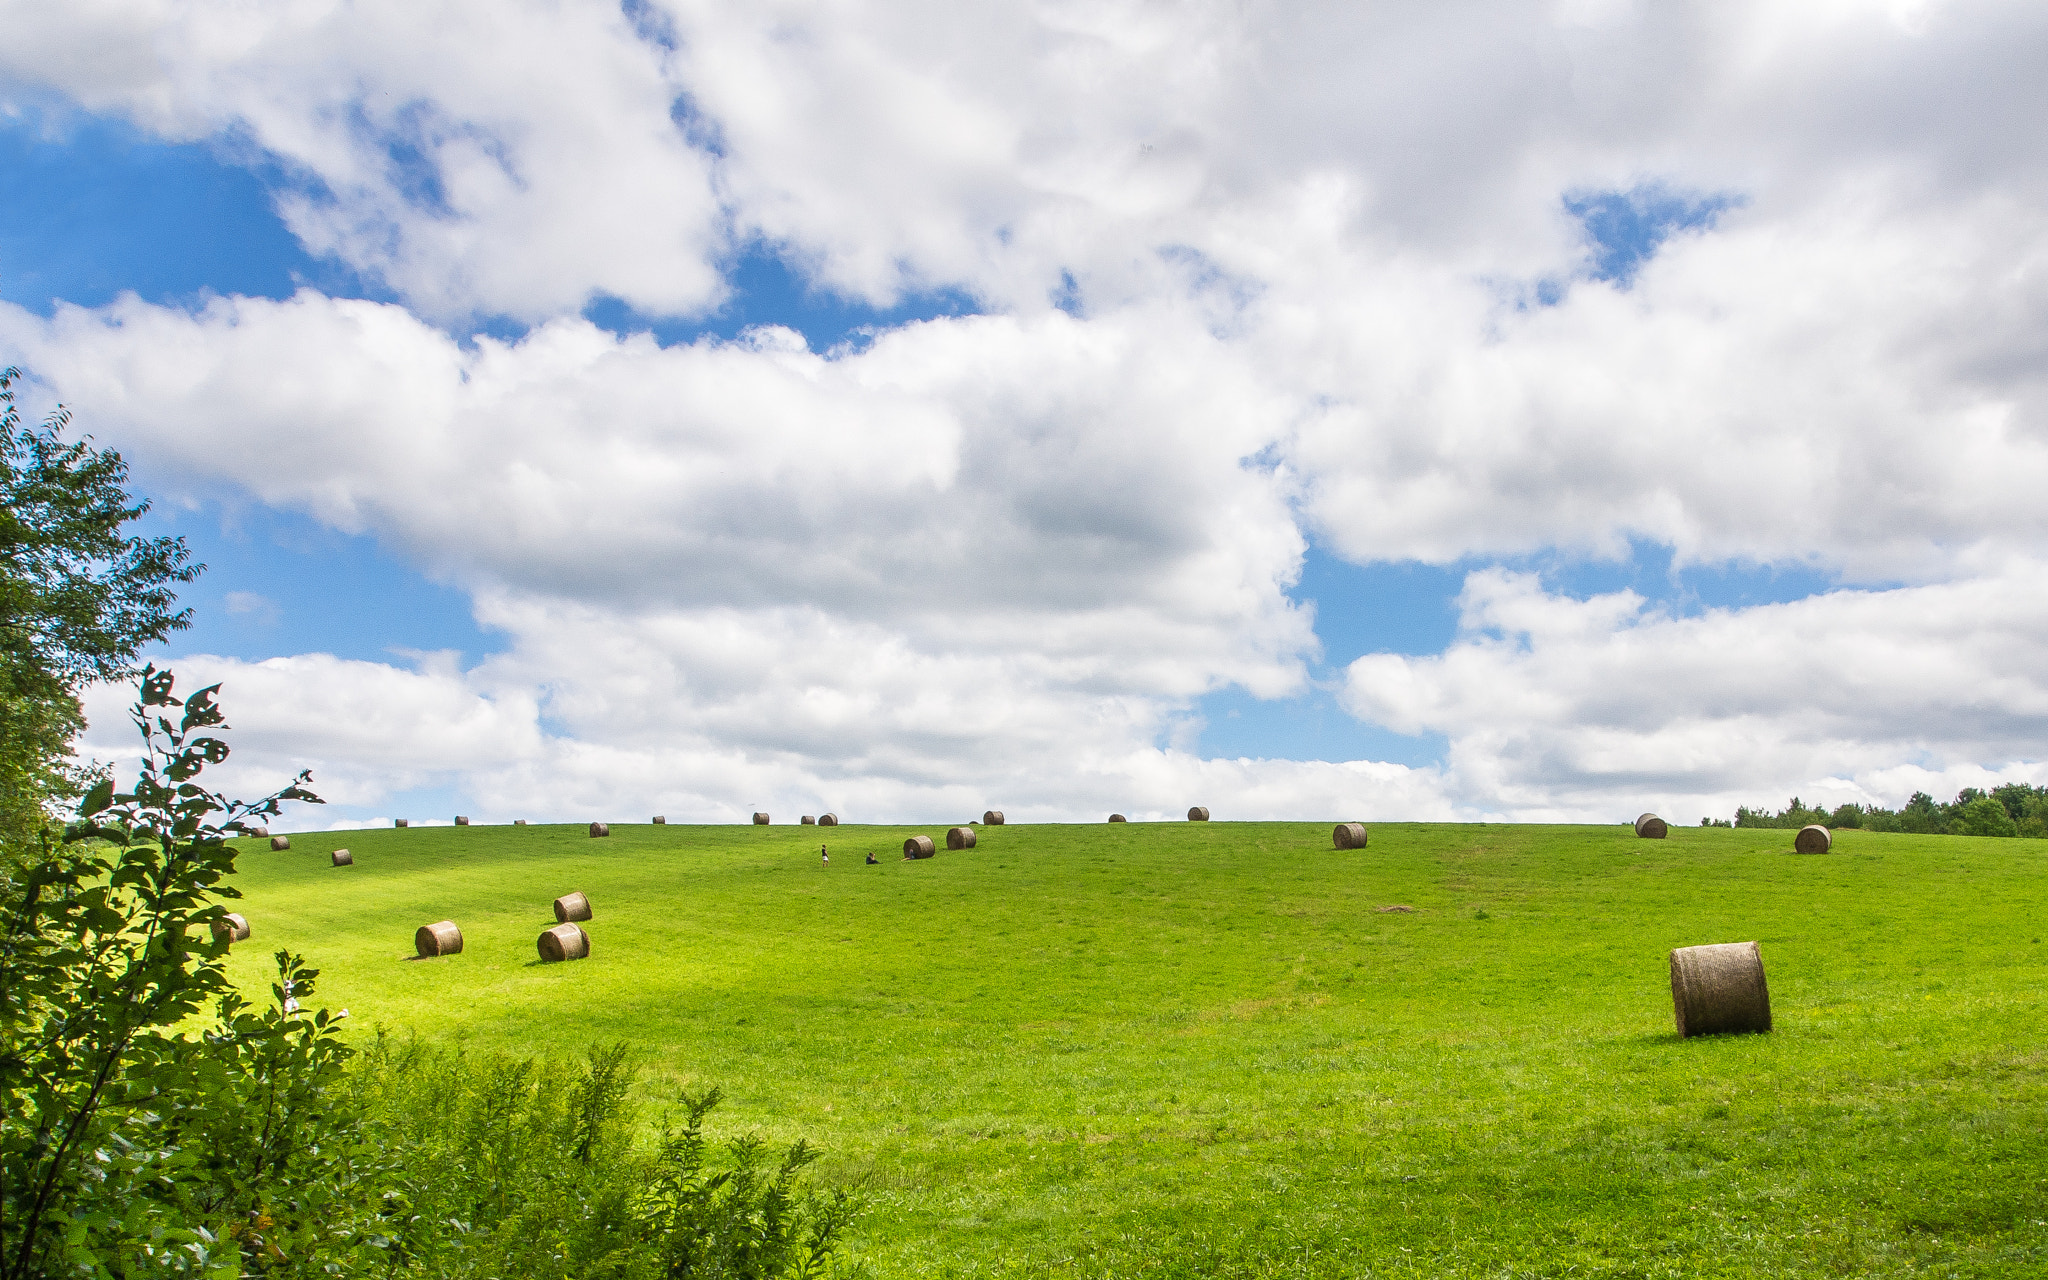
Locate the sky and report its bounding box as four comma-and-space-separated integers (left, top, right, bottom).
3, 0, 2047, 831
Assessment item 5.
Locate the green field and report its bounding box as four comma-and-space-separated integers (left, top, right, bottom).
222, 820, 2048, 1278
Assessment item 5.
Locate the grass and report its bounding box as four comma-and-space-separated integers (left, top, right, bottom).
222, 820, 2048, 1277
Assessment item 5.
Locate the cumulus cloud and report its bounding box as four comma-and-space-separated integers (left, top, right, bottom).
8, 0, 2048, 821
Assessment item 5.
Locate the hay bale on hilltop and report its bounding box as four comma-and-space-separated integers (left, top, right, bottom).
515, 819, 528, 826
947, 826, 977, 850
653, 815, 666, 825
819, 813, 839, 826
1635, 813, 1669, 839
270, 835, 291, 851
1109, 813, 1127, 822
801, 815, 816, 825
1795, 824, 1833, 854
1333, 822, 1368, 850
753, 812, 771, 825
212, 913, 251, 944
538, 923, 591, 962
331, 849, 353, 867
1669, 941, 1771, 1037
1188, 807, 1210, 822
904, 835, 936, 859
554, 891, 593, 923
589, 821, 610, 838
455, 815, 470, 826
248, 825, 269, 838
982, 810, 1004, 825
415, 920, 463, 958
395, 818, 409, 829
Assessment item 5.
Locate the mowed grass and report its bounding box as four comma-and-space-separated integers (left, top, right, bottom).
222, 821, 2048, 1278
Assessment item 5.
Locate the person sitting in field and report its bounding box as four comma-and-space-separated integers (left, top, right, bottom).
865, 851, 877, 864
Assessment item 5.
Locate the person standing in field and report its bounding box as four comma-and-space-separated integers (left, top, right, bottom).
821, 845, 829, 867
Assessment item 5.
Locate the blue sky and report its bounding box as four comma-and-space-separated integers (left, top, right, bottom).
6, 3, 2041, 827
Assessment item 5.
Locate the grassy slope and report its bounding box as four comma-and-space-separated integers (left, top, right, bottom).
223, 821, 2048, 1278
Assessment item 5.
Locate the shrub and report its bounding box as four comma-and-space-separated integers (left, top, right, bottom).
1951, 795, 2018, 838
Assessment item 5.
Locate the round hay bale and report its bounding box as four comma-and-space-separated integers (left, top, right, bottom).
819, 813, 839, 826
554, 891, 593, 923
1109, 813, 1127, 822
394, 818, 409, 828
269, 835, 291, 851
947, 826, 977, 850
248, 824, 269, 838
904, 835, 936, 859
652, 815, 666, 825
213, 912, 251, 944
455, 815, 470, 826
331, 848, 353, 867
1188, 806, 1210, 822
589, 821, 610, 838
537, 922, 590, 962
982, 810, 1005, 825
415, 920, 463, 958
1669, 941, 1771, 1037
515, 819, 528, 826
1333, 822, 1368, 850
801, 815, 816, 825
1795, 824, 1833, 854
1635, 813, 1669, 839
753, 812, 771, 825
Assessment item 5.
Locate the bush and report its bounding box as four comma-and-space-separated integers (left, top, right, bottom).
1951, 795, 2019, 838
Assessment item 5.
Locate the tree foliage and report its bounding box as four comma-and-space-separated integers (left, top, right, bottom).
1727, 784, 2048, 837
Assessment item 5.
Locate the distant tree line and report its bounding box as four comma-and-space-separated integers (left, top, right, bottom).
1707, 785, 2048, 838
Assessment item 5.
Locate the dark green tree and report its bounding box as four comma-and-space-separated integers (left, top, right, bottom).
0, 366, 199, 855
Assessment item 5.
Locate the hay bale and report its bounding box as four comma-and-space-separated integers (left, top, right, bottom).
904, 835, 936, 859
415, 920, 463, 958
1109, 813, 1127, 822
270, 835, 291, 851
947, 826, 977, 850
589, 821, 610, 838
653, 815, 666, 825
395, 818, 409, 828
979, 810, 1002, 826
212, 912, 251, 943
753, 812, 771, 825
1669, 941, 1771, 1037
1188, 807, 1210, 822
455, 815, 470, 826
1795, 824, 1833, 854
801, 815, 816, 825
538, 922, 591, 962
515, 819, 528, 826
331, 848, 353, 867
248, 825, 269, 838
554, 891, 593, 923
1333, 822, 1368, 849
819, 813, 839, 826
1635, 813, 1669, 839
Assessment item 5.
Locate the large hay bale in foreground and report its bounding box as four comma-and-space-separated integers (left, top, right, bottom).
1795, 824, 1833, 854
819, 813, 839, 826
982, 810, 1004, 825
331, 848, 353, 867
416, 920, 463, 958
801, 815, 816, 825
753, 812, 771, 825
1109, 813, 1126, 822
538, 923, 590, 962
212, 912, 251, 944
903, 835, 936, 859
455, 815, 470, 826
1635, 813, 1669, 839
270, 835, 291, 851
1188, 806, 1210, 822
947, 826, 977, 850
554, 891, 593, 923
1669, 941, 1771, 1037
1333, 822, 1368, 849
589, 821, 610, 838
